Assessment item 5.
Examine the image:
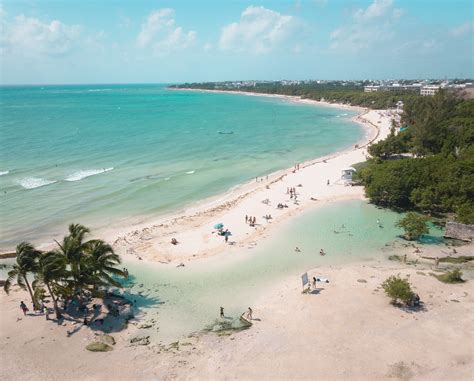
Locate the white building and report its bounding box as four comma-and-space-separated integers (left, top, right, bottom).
341, 167, 356, 184
420, 85, 440, 96
364, 85, 381, 93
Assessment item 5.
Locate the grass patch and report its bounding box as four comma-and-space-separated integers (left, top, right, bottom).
432, 269, 465, 284
439, 256, 474, 264
86, 342, 113, 352
388, 255, 402, 262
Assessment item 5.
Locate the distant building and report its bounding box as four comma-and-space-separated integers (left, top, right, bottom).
387, 83, 422, 92
364, 85, 381, 93
420, 85, 440, 96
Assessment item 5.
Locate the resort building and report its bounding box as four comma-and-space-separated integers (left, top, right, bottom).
420, 85, 440, 96
364, 85, 381, 92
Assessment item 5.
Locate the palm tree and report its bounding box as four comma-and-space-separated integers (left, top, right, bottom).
3, 242, 40, 309
86, 239, 126, 288
54, 223, 126, 301
34, 251, 67, 319
54, 224, 91, 301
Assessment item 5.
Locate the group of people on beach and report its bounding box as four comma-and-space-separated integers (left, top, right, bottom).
20, 300, 50, 320
292, 163, 301, 173
287, 187, 297, 197
245, 215, 257, 226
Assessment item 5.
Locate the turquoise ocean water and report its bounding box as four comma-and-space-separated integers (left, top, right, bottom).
0, 84, 362, 250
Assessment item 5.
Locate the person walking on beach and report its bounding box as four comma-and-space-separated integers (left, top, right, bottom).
247, 307, 253, 320
20, 301, 28, 316
327, 179, 330, 185
245, 215, 248, 224
220, 307, 224, 318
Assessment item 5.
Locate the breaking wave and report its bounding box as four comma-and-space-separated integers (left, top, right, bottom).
65, 167, 114, 182
18, 177, 57, 189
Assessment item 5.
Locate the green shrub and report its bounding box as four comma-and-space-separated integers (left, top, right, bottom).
382, 275, 414, 305
435, 269, 464, 284
396, 212, 430, 241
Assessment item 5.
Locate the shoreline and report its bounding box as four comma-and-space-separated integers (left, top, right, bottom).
99, 91, 392, 265
1, 90, 389, 263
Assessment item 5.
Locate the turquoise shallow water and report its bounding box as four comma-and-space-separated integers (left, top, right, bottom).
0, 84, 361, 249
0, 201, 444, 342
117, 200, 443, 342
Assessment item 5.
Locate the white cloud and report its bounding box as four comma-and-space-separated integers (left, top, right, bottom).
203, 42, 212, 52
353, 0, 394, 22
2, 14, 80, 55
219, 6, 299, 54
330, 0, 402, 52
136, 9, 196, 55
450, 22, 473, 37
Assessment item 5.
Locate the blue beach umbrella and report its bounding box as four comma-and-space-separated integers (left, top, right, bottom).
214, 223, 224, 229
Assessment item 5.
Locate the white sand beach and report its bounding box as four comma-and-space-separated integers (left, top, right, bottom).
1, 252, 472, 380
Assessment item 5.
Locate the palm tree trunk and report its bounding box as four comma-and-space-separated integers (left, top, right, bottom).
23, 274, 37, 310
45, 282, 61, 319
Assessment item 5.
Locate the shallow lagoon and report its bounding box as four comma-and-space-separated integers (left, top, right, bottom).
121, 200, 443, 342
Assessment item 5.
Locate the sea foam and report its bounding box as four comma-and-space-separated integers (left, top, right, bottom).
18, 177, 57, 189
186, 170, 195, 174
0, 170, 9, 176
65, 167, 114, 182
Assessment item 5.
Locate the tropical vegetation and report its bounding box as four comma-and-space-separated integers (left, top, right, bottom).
359, 91, 474, 223
395, 212, 430, 241
3, 224, 127, 319
382, 275, 415, 305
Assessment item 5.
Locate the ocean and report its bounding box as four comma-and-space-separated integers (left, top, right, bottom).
0, 84, 362, 250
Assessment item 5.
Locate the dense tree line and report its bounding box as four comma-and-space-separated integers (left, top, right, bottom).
360, 91, 474, 223
170, 81, 420, 109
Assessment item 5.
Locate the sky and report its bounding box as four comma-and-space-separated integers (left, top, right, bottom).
0, 0, 473, 84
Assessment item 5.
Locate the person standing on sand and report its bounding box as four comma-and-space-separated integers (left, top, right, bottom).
220, 307, 224, 318
245, 215, 248, 224
20, 301, 28, 316
327, 179, 330, 185
247, 307, 253, 320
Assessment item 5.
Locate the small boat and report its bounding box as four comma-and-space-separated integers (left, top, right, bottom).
218, 131, 234, 135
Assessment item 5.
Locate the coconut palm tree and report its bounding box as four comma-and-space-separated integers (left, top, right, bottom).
54, 223, 126, 301
34, 251, 68, 319
54, 224, 91, 301
85, 239, 126, 288
3, 242, 40, 309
